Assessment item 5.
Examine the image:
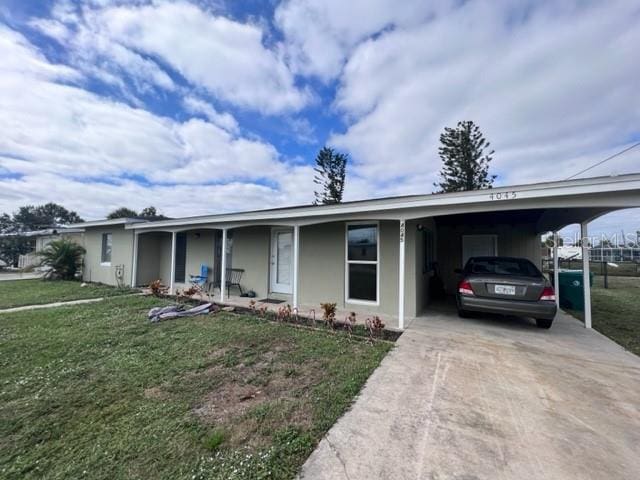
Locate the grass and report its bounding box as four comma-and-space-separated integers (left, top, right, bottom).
0, 279, 135, 309
0, 295, 391, 479
569, 276, 640, 356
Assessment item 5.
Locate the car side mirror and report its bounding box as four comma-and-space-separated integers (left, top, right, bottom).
454, 268, 464, 275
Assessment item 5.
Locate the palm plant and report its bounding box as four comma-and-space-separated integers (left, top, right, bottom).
38, 239, 86, 280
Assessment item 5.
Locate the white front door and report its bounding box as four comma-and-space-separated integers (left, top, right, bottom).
270, 228, 293, 294
462, 235, 497, 266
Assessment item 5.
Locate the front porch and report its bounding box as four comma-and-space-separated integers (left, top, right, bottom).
131, 220, 410, 328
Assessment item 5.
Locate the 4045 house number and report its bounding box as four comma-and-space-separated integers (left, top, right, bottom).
489, 191, 517, 201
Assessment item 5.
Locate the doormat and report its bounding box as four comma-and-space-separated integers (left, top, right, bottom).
258, 298, 286, 304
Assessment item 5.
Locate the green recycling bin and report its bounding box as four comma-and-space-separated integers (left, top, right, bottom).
557, 269, 594, 311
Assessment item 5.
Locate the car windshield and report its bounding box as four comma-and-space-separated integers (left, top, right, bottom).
465, 257, 540, 277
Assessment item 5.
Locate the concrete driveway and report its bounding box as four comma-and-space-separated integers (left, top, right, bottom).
300, 310, 640, 480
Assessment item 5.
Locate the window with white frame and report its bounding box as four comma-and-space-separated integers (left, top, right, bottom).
346, 223, 378, 303
101, 233, 112, 264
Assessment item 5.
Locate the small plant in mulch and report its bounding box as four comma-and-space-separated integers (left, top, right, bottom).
248, 299, 256, 312
320, 302, 337, 329
365, 316, 385, 342
345, 311, 357, 337
149, 279, 169, 297
276, 304, 293, 323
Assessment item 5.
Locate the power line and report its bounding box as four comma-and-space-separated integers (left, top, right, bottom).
566, 141, 640, 180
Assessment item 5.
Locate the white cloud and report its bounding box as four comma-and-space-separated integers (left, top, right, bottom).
28, 18, 71, 42
0, 170, 313, 220
0, 25, 315, 218
0, 25, 79, 81
328, 0, 640, 187
93, 1, 309, 113
275, 0, 453, 81
30, 9, 177, 96
182, 95, 239, 133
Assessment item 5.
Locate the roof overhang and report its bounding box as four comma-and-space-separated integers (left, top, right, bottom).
71, 218, 148, 229
126, 173, 640, 232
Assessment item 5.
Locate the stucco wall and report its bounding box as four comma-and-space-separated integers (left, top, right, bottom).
184, 230, 216, 284
299, 222, 345, 307
409, 218, 437, 316
437, 223, 541, 293
158, 235, 172, 285
231, 226, 270, 297
378, 220, 400, 317
298, 220, 401, 320
82, 226, 134, 286
136, 232, 166, 286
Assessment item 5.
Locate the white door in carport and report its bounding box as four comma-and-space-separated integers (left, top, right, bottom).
462, 235, 497, 266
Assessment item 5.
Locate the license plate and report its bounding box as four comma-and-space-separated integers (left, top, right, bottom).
495, 285, 516, 295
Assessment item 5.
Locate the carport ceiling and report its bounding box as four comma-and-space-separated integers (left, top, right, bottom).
434, 209, 546, 228
433, 207, 620, 233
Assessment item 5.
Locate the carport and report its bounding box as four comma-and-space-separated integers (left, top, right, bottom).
403, 179, 640, 329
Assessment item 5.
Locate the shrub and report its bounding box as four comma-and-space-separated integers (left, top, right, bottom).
149, 279, 169, 297
176, 284, 203, 302
320, 302, 337, 328
365, 316, 385, 340
38, 239, 86, 280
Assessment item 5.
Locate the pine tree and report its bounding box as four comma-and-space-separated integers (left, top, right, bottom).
434, 120, 496, 193
313, 147, 348, 204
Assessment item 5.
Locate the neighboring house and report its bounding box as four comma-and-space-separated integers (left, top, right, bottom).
71, 174, 640, 330
7, 227, 85, 269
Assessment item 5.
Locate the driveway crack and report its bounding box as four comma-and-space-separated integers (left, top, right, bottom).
325, 436, 351, 480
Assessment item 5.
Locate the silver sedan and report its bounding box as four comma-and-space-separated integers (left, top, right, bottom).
455, 256, 558, 328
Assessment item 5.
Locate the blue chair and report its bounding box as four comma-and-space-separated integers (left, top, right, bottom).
189, 264, 209, 290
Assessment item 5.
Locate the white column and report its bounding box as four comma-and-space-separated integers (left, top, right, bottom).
553, 231, 560, 308
169, 231, 177, 295
131, 231, 139, 287
398, 219, 406, 329
293, 224, 300, 309
581, 222, 592, 329
220, 228, 227, 303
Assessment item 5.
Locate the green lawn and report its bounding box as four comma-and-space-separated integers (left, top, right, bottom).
568, 276, 640, 356
589, 276, 640, 356
0, 279, 135, 309
0, 295, 391, 479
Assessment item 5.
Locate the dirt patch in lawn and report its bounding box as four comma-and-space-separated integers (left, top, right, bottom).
191, 345, 323, 448
144, 386, 169, 400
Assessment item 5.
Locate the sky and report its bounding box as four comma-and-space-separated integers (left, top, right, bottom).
0, 0, 638, 239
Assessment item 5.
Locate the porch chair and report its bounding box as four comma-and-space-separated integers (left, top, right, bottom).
212, 268, 245, 296
189, 264, 210, 290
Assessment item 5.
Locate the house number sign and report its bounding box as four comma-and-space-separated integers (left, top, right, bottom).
399, 220, 405, 242
489, 191, 517, 201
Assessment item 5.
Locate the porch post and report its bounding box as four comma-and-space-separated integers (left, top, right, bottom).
131, 231, 139, 288
220, 228, 227, 303
581, 222, 592, 329
293, 224, 300, 309
398, 219, 406, 329
553, 231, 560, 308
170, 231, 177, 295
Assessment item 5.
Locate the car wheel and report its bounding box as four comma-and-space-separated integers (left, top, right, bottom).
535, 318, 553, 329
458, 308, 470, 318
